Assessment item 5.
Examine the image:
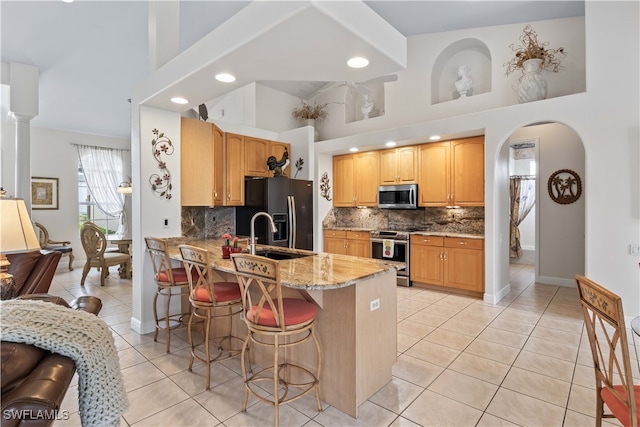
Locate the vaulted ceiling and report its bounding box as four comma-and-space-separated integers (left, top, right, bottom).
1, 1, 584, 139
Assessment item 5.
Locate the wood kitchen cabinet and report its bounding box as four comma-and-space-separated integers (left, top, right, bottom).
180, 117, 224, 206
418, 136, 484, 207
410, 235, 484, 293
333, 151, 379, 207
379, 145, 418, 184
323, 230, 371, 257
224, 133, 245, 206
244, 137, 291, 177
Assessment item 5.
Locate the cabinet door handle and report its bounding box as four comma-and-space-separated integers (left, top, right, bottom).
443, 252, 448, 261
214, 191, 218, 198
227, 192, 231, 200
424, 239, 431, 243
458, 241, 467, 245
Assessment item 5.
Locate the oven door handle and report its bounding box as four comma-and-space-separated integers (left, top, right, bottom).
370, 238, 407, 244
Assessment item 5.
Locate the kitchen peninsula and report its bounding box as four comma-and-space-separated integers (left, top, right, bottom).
165, 237, 402, 418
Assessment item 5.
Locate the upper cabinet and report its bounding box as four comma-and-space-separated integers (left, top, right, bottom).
224, 133, 245, 206
244, 137, 291, 177
418, 136, 484, 207
181, 117, 224, 206
379, 146, 418, 185
333, 151, 379, 207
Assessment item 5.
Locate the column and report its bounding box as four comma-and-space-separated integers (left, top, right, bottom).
11, 113, 33, 212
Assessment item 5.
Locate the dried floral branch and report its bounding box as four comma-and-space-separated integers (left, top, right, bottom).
292, 100, 328, 121
504, 25, 566, 76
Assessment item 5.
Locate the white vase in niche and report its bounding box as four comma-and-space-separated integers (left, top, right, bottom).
305, 119, 319, 141
516, 58, 548, 103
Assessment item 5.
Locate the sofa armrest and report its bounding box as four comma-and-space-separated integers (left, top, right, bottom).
8, 251, 62, 296
1, 353, 75, 427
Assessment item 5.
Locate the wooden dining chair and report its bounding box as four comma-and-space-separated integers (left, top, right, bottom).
576, 274, 640, 427
34, 222, 74, 271
231, 253, 322, 427
79, 222, 130, 287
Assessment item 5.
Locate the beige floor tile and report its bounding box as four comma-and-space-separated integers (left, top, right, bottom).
434, 294, 477, 310
397, 333, 420, 353
453, 310, 497, 326
123, 377, 190, 425
423, 303, 463, 318
131, 398, 219, 426
423, 327, 474, 351
368, 377, 424, 414
566, 383, 596, 417
398, 298, 431, 311
397, 306, 419, 320
402, 389, 483, 426
486, 388, 566, 426
531, 325, 582, 346
512, 350, 576, 383
477, 327, 528, 349
476, 412, 520, 426
523, 336, 579, 362
501, 366, 571, 406
224, 401, 311, 427
285, 389, 329, 419
571, 362, 596, 389
313, 401, 397, 426
397, 318, 435, 338
489, 316, 536, 335
537, 316, 585, 334
405, 340, 460, 367
439, 317, 487, 337
464, 339, 521, 365
448, 352, 510, 385
427, 369, 498, 410
122, 360, 167, 392
150, 347, 192, 376
405, 310, 448, 327
193, 376, 262, 422
388, 416, 421, 426
563, 409, 597, 427
118, 347, 149, 370
392, 354, 444, 387
410, 290, 449, 304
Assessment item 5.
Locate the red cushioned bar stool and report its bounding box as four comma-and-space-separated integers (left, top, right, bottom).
179, 244, 246, 391
231, 253, 322, 427
144, 237, 192, 353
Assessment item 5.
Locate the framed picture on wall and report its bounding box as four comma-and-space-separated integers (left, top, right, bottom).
31, 177, 59, 210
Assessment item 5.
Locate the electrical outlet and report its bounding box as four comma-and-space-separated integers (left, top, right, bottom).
630, 244, 640, 256
162, 218, 169, 228
370, 298, 380, 312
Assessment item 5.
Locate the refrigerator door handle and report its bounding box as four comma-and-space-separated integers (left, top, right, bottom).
288, 196, 296, 249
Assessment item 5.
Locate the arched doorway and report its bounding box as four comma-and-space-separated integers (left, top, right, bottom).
498, 122, 585, 297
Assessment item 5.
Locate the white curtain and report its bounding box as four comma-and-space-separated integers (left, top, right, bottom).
76, 145, 128, 237
509, 176, 536, 258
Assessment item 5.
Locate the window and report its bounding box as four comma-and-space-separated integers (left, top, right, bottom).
78, 163, 119, 235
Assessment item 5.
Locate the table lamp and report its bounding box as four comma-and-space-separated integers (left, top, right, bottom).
0, 197, 41, 298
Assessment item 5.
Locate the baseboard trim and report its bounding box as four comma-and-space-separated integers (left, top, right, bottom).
537, 276, 575, 287
484, 284, 511, 304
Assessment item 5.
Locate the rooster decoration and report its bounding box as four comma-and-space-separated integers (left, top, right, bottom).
266, 148, 289, 177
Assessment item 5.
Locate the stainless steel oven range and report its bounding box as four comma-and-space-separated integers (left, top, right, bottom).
370, 230, 411, 287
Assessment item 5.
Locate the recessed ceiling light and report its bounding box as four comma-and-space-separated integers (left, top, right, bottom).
170, 97, 189, 105
347, 57, 369, 69
215, 73, 236, 83
61, 0, 74, 3
349, 147, 359, 152
429, 135, 441, 140
385, 141, 397, 147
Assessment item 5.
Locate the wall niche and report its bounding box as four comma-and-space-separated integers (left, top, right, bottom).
431, 38, 491, 104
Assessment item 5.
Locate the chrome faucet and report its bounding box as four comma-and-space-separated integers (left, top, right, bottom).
249, 212, 277, 255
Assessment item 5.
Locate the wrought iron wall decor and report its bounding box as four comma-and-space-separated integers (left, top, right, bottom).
320, 172, 332, 201
149, 128, 173, 200
547, 169, 582, 204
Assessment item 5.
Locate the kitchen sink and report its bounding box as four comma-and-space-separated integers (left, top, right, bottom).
254, 249, 313, 260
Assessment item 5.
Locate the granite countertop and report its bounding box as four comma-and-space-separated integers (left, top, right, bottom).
410, 231, 484, 239
324, 227, 374, 232
164, 237, 403, 291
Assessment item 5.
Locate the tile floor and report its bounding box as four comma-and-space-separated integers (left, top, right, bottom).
46, 263, 632, 426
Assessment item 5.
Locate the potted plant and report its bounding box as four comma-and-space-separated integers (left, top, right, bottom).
221, 233, 241, 258
292, 101, 327, 141
504, 24, 566, 103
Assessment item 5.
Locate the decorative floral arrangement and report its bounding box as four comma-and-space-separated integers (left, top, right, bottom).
292, 100, 328, 121
222, 233, 239, 247
294, 157, 304, 178
504, 25, 566, 76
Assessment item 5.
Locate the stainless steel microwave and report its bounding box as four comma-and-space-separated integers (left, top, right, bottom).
378, 184, 418, 209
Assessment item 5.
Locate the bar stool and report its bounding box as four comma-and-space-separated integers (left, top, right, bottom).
144, 237, 192, 353
231, 253, 322, 427
179, 244, 245, 390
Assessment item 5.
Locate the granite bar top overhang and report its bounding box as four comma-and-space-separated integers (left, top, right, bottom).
164, 237, 403, 291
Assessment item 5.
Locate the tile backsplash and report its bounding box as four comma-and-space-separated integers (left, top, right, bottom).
181, 206, 235, 239
322, 207, 484, 234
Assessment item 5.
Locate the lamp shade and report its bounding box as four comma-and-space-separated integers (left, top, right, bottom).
117, 182, 132, 194
0, 198, 41, 253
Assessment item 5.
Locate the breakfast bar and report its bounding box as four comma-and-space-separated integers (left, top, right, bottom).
165, 237, 400, 418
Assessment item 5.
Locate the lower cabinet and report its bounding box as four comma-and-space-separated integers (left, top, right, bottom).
323, 230, 371, 258
410, 235, 484, 292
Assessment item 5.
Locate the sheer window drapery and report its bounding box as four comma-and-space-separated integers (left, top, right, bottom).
509, 176, 536, 258
76, 145, 128, 237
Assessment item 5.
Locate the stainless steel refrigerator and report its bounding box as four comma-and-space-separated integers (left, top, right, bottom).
236, 177, 313, 250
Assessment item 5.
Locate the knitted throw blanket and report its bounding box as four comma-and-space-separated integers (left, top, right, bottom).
0, 299, 129, 426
